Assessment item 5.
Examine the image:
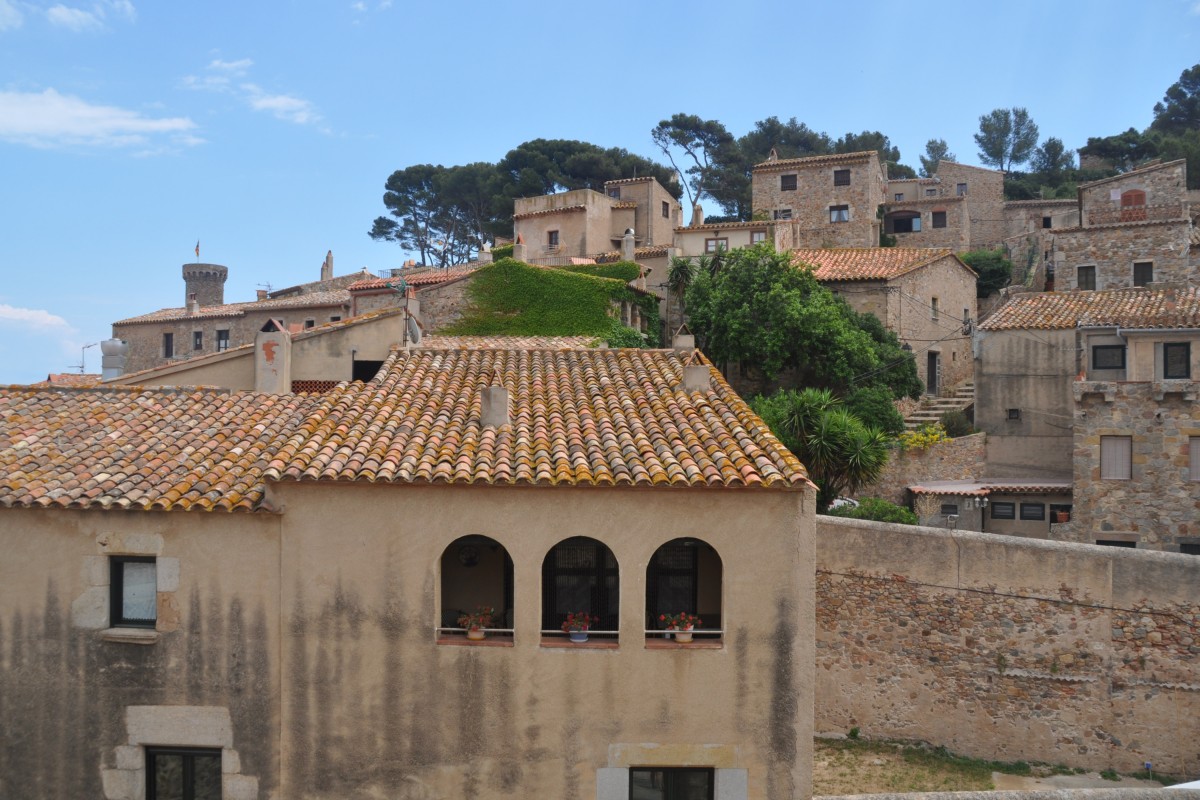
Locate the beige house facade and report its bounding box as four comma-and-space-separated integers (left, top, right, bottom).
0, 340, 816, 800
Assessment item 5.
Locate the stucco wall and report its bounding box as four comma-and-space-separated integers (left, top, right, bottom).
815, 517, 1200, 775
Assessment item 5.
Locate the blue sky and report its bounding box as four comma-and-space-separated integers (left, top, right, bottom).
0, 0, 1197, 383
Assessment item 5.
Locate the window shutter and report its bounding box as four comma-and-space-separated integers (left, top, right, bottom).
1191, 437, 1200, 481
1100, 436, 1132, 480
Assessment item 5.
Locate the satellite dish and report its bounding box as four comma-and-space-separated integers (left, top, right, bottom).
407, 314, 422, 344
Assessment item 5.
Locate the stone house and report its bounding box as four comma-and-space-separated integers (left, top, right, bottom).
976, 285, 1200, 550
752, 150, 887, 249
1051, 159, 1196, 291
512, 177, 682, 263
673, 220, 775, 257
0, 338, 816, 799
791, 248, 978, 394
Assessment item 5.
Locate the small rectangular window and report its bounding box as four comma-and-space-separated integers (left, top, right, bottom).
630, 767, 714, 799
925, 188, 937, 197
1179, 542, 1200, 555
216, 330, 230, 352
1133, 261, 1153, 287
304, 319, 315, 329
940, 503, 959, 516
661, 200, 670, 218
146, 748, 222, 800
704, 238, 728, 254
931, 297, 939, 320
956, 182, 968, 196
1164, 342, 1191, 379
991, 502, 1016, 520
1020, 503, 1046, 521
1092, 345, 1126, 371
895, 193, 904, 202
330, 316, 341, 323
547, 230, 559, 247
1007, 408, 1021, 420
607, 188, 620, 199
1191, 437, 1200, 482
1077, 265, 1096, 291
1097, 539, 1137, 549
1100, 435, 1132, 480
774, 208, 792, 221
750, 230, 767, 243
192, 331, 203, 351
162, 333, 174, 359
1042, 216, 1052, 229
931, 211, 947, 228
110, 557, 156, 628
780, 174, 797, 191
829, 205, 849, 223
833, 169, 850, 187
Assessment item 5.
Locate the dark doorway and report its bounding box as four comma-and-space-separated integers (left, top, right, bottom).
926, 352, 939, 395
352, 359, 384, 382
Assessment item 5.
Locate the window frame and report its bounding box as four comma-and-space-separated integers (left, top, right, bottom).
145, 746, 222, 800
894, 193, 904, 202
829, 204, 849, 224
1076, 265, 1096, 291
1133, 261, 1153, 287
547, 229, 560, 247
110, 556, 157, 628
1091, 344, 1126, 371
162, 333, 174, 359
1163, 342, 1191, 379
931, 297, 939, 320
925, 188, 937, 197
956, 182, 967, 196
1100, 435, 1132, 481
940, 503, 959, 516
750, 230, 767, 243
216, 329, 230, 352
629, 767, 715, 800
661, 200, 670, 219
990, 502, 1016, 520
1019, 503, 1046, 521
931, 210, 947, 228
191, 331, 203, 351
704, 237, 729, 254
773, 208, 792, 221
833, 169, 850, 187
780, 173, 797, 192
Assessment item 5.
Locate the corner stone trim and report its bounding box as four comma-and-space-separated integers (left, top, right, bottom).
102, 705, 259, 800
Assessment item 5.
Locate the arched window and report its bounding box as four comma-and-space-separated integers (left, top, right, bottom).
884, 210, 922, 234
1120, 189, 1147, 222
645, 538, 723, 644
438, 535, 513, 644
541, 537, 619, 640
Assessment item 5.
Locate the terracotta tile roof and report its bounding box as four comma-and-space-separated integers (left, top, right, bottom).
418, 335, 597, 350
1004, 199, 1078, 207
791, 248, 963, 282
674, 221, 771, 233
611, 201, 638, 209
753, 150, 877, 172
1052, 217, 1188, 234
347, 264, 478, 291
909, 479, 1072, 496
512, 205, 587, 221
0, 386, 321, 511
979, 286, 1200, 331
114, 290, 350, 325
267, 347, 811, 490
604, 177, 656, 186
34, 373, 101, 388
593, 245, 670, 263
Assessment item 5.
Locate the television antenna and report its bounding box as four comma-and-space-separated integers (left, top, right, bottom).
69, 342, 98, 374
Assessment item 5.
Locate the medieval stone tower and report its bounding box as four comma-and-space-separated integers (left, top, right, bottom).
182, 263, 228, 307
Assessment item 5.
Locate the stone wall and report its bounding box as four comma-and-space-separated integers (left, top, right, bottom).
883, 198, 970, 250
1070, 380, 1200, 550
935, 163, 1008, 249
815, 517, 1200, 775
754, 154, 886, 248
1053, 219, 1194, 290
857, 433, 986, 505
1079, 160, 1189, 223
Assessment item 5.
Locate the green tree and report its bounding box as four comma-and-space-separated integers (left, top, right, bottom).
844, 385, 905, 437
974, 108, 1039, 170
919, 138, 955, 178
834, 131, 913, 178
752, 389, 889, 512
369, 164, 473, 267
1079, 127, 1157, 172
496, 139, 679, 199
959, 248, 1013, 298
1029, 137, 1076, 184
825, 497, 918, 525
685, 245, 921, 397
708, 116, 832, 219
1151, 63, 1200, 135
650, 113, 736, 210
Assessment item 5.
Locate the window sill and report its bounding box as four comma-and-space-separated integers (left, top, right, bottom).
437, 634, 514, 647
540, 639, 619, 650
645, 639, 723, 650
100, 627, 159, 645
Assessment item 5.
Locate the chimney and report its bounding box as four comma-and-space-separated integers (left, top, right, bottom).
100, 338, 129, 380
512, 233, 527, 263
187, 293, 200, 315
321, 250, 333, 281
256, 289, 268, 301
673, 331, 696, 352
622, 228, 636, 262
182, 262, 228, 306
480, 370, 510, 427
477, 242, 493, 264
690, 202, 705, 227
254, 319, 292, 394
679, 350, 710, 392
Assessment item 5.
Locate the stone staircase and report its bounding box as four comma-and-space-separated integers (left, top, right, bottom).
903, 382, 975, 431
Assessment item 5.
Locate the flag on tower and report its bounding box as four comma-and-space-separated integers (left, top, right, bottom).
195, 240, 200, 259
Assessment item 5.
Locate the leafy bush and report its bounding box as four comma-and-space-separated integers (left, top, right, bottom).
845, 386, 906, 437
960, 248, 1013, 298
826, 497, 918, 525
489, 243, 514, 260
939, 410, 975, 438
897, 423, 950, 451
556, 261, 641, 282
604, 322, 647, 348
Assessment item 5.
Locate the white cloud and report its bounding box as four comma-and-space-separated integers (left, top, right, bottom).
0, 88, 196, 149
1192, 0, 1200, 14
209, 57, 252, 74
46, 4, 102, 31
0, 0, 23, 31
242, 83, 319, 125
0, 304, 72, 330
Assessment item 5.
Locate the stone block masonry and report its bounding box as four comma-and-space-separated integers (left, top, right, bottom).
858, 433, 985, 505
815, 517, 1200, 775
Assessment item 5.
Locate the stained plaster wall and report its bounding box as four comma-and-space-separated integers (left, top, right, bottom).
815, 517, 1200, 775
0, 507, 281, 799
269, 481, 814, 800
